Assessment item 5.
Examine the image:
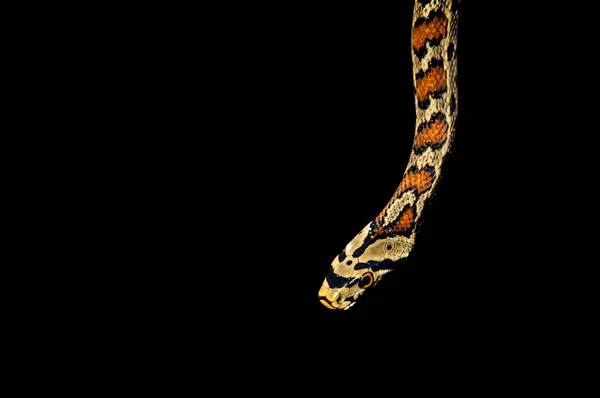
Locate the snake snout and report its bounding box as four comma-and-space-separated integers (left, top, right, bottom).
317, 286, 360, 310
318, 286, 345, 310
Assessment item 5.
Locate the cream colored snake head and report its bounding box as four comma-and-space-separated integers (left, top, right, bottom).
318, 222, 414, 310
318, 0, 461, 310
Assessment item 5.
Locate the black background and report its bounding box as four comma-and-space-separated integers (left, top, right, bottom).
15, 1, 596, 392
116, 1, 595, 367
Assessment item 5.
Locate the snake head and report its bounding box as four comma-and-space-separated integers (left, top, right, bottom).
318, 265, 382, 311
318, 223, 412, 310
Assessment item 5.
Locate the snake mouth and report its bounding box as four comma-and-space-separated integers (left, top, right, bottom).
319, 297, 337, 310
318, 293, 357, 310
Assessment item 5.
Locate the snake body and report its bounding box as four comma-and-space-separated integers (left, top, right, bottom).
318, 0, 461, 310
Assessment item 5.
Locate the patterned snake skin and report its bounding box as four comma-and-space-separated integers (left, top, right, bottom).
318, 0, 461, 310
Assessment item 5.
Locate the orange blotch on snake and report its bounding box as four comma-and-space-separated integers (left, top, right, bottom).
374, 205, 416, 236
399, 169, 435, 195
395, 206, 415, 232
416, 65, 446, 103
414, 117, 448, 151
412, 14, 448, 53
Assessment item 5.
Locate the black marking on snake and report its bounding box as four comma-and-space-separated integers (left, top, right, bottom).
326, 268, 351, 288
350, 224, 377, 258
447, 42, 455, 61
354, 259, 401, 271
450, 94, 456, 115
338, 250, 347, 262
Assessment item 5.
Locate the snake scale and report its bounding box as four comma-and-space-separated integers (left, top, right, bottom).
318, 0, 461, 310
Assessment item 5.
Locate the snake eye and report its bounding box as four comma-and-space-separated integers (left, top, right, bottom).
358, 271, 374, 289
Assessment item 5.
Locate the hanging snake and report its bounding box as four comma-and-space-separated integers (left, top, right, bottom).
318, 0, 461, 310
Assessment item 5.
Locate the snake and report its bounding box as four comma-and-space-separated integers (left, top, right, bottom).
318, 0, 461, 310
